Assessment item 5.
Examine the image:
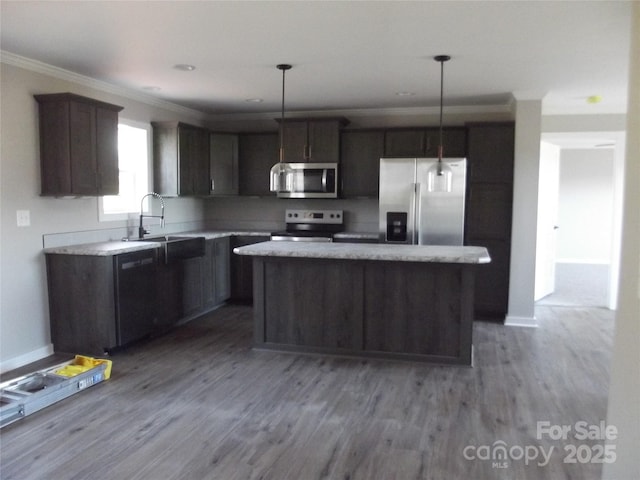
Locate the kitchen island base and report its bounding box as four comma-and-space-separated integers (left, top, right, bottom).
251, 256, 476, 365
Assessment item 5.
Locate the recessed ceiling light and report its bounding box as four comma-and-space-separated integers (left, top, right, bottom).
245, 98, 264, 103
174, 64, 196, 71
396, 91, 415, 97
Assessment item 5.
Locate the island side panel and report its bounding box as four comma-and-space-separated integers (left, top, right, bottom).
259, 257, 364, 351
363, 262, 462, 359
252, 257, 267, 345
250, 254, 475, 365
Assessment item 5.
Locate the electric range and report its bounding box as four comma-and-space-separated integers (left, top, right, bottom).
270, 209, 344, 242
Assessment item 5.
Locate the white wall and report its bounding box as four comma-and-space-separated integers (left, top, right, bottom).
556, 148, 615, 263
0, 62, 211, 371
505, 98, 542, 327
603, 3, 640, 478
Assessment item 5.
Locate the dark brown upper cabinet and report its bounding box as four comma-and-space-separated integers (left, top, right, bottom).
35, 93, 123, 196
279, 118, 348, 163
340, 129, 385, 198
384, 127, 467, 158
238, 132, 279, 196
210, 132, 239, 196
152, 122, 210, 197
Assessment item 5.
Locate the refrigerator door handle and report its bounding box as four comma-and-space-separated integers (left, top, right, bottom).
414, 182, 422, 244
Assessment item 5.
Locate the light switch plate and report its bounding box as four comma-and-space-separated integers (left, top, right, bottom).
16, 210, 30, 227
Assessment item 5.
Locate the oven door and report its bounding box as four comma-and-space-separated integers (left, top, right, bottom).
277, 163, 338, 198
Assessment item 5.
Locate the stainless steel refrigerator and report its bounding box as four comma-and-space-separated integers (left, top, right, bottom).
379, 157, 467, 245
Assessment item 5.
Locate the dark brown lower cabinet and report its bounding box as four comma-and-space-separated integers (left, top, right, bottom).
46, 250, 159, 356
183, 237, 231, 319
46, 238, 232, 355
230, 235, 269, 302
252, 256, 475, 365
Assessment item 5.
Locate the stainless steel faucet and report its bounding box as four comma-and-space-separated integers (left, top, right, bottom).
138, 192, 165, 239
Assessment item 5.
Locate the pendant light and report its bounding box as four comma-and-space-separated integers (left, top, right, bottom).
269, 64, 293, 192
427, 55, 453, 193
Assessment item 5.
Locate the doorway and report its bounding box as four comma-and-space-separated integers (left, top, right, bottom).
535, 132, 624, 309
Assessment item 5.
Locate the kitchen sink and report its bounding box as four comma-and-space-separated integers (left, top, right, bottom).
137, 235, 206, 262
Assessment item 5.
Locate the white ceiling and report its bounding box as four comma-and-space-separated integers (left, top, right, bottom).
0, 1, 633, 117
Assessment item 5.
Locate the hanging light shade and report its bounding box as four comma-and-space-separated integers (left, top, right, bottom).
270, 64, 294, 193
427, 55, 453, 193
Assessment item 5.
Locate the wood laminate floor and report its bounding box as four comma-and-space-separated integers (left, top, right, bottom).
0, 305, 614, 480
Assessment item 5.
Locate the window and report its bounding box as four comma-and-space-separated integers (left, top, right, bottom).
99, 120, 152, 221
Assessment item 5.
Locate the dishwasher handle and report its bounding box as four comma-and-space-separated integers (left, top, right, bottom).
120, 257, 155, 270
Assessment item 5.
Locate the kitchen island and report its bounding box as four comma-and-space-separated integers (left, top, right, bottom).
234, 242, 490, 365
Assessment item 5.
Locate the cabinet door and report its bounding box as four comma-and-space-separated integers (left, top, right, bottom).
230, 235, 269, 301
179, 125, 210, 196
384, 129, 426, 157
340, 130, 384, 197
38, 101, 72, 195
425, 127, 467, 158
282, 121, 308, 163
467, 124, 515, 183
210, 133, 239, 195
308, 120, 341, 163
69, 100, 98, 195
238, 133, 278, 196
202, 240, 217, 310
214, 237, 231, 304
185, 238, 230, 315
182, 255, 204, 317
156, 261, 183, 327
96, 107, 120, 195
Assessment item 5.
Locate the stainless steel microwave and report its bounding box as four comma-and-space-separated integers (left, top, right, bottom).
277, 162, 339, 199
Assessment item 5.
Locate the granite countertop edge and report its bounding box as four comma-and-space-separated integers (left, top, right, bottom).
43, 230, 272, 256
234, 241, 491, 264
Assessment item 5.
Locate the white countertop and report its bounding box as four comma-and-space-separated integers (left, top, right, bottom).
234, 241, 491, 264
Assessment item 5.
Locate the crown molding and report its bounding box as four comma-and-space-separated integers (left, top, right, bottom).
1, 50, 203, 118
206, 104, 514, 122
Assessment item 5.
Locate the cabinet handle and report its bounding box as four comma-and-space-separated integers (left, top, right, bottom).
304, 144, 311, 160
211, 178, 215, 191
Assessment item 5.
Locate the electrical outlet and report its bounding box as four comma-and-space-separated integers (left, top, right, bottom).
16, 210, 30, 227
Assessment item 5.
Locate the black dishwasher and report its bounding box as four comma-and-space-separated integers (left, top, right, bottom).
114, 249, 158, 346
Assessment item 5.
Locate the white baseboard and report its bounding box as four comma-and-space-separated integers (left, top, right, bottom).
555, 259, 611, 265
504, 315, 539, 327
0, 344, 54, 374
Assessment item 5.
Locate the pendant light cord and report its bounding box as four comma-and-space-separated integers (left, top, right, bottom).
277, 64, 291, 163
438, 59, 444, 162
434, 55, 450, 165
280, 67, 285, 162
